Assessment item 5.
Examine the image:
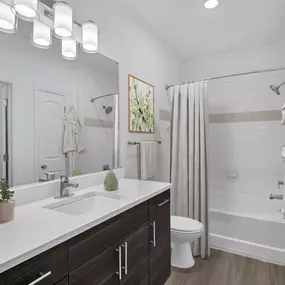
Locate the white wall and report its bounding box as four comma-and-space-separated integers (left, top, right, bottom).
68, 0, 182, 182
183, 44, 285, 210
0, 32, 118, 186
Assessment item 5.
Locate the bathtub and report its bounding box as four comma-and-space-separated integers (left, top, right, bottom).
209, 191, 285, 265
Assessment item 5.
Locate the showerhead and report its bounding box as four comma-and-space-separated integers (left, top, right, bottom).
270, 82, 285, 95
270, 85, 281, 95
103, 105, 113, 114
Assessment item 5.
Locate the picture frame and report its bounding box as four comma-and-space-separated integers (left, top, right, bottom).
128, 75, 154, 133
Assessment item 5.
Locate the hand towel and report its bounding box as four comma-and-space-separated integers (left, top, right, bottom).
140, 142, 158, 180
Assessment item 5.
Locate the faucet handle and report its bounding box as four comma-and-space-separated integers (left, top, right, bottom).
60, 175, 69, 183
278, 180, 284, 189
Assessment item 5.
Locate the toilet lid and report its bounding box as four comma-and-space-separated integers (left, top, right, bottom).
171, 216, 203, 233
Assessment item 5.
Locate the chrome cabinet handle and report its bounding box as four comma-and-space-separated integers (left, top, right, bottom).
157, 199, 170, 207
150, 221, 156, 248
122, 242, 128, 275
28, 271, 51, 285
116, 246, 122, 280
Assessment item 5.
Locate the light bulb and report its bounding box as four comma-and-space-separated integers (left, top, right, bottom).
62, 38, 76, 60
0, 1, 17, 33
12, 0, 38, 21
204, 0, 219, 9
81, 21, 98, 53
53, 1, 73, 39
31, 20, 52, 49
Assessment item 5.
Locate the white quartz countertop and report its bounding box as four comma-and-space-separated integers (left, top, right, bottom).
0, 179, 171, 274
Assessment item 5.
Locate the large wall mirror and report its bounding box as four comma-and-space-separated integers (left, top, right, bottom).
0, 21, 119, 187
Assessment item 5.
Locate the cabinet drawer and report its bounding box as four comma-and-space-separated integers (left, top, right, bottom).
0, 244, 68, 285
149, 190, 170, 220
69, 201, 149, 272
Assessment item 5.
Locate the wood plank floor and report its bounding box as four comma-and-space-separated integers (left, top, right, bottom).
166, 250, 285, 285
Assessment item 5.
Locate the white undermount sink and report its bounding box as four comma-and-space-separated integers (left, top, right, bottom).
43, 192, 122, 216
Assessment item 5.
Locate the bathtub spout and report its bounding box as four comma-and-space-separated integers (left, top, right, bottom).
269, 194, 283, 200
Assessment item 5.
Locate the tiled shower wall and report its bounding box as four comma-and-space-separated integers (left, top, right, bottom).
208, 70, 285, 209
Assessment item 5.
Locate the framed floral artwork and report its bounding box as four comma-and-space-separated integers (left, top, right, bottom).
128, 75, 154, 133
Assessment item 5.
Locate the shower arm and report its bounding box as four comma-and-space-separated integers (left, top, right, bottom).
280, 82, 285, 89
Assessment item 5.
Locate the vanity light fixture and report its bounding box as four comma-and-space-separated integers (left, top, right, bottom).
62, 38, 76, 60
0, 1, 17, 33
12, 0, 38, 21
31, 20, 52, 49
204, 0, 219, 9
81, 20, 98, 53
53, 1, 73, 39
0, 0, 100, 59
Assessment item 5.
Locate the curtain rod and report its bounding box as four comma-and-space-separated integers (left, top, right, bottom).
165, 67, 285, 91
90, 92, 118, 103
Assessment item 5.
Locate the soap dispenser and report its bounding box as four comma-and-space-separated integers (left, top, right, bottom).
104, 168, 118, 191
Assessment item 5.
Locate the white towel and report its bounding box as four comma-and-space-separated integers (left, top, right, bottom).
282, 145, 285, 160
281, 104, 285, 125
140, 142, 158, 180
63, 107, 85, 176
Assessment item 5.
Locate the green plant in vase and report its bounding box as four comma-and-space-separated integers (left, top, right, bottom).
0, 180, 15, 223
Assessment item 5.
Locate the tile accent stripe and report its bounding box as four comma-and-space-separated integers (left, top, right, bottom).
159, 109, 171, 122
209, 110, 281, 124
84, 117, 114, 129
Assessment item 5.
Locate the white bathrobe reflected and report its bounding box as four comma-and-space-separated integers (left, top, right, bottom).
63, 107, 85, 176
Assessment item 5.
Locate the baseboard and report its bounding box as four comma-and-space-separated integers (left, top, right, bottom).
210, 234, 285, 266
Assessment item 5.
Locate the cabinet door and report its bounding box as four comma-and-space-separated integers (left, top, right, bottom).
69, 242, 121, 285
149, 190, 171, 285
121, 224, 149, 285
121, 258, 149, 285
55, 277, 68, 285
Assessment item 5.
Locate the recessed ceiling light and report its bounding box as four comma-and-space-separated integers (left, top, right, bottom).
204, 0, 219, 9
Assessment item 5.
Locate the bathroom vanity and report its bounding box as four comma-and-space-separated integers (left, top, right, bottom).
0, 179, 171, 285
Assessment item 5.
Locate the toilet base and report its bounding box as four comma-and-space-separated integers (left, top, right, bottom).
171, 242, 195, 269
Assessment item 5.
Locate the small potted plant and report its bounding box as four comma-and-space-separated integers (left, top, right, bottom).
0, 180, 14, 223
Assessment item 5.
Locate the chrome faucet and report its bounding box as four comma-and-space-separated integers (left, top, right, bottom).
39, 172, 56, 182
278, 180, 284, 189
55, 175, 79, 199
269, 180, 284, 200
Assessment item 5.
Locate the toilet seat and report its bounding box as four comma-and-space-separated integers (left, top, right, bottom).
171, 216, 203, 234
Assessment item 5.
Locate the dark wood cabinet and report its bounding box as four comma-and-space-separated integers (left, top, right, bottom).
0, 243, 68, 285
149, 190, 171, 285
55, 277, 68, 285
0, 190, 171, 285
69, 241, 121, 285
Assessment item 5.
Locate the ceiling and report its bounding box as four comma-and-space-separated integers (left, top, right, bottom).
122, 0, 285, 60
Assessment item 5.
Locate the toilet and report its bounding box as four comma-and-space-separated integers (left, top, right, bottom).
171, 216, 204, 268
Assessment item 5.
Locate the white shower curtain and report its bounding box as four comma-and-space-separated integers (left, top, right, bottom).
169, 81, 210, 259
